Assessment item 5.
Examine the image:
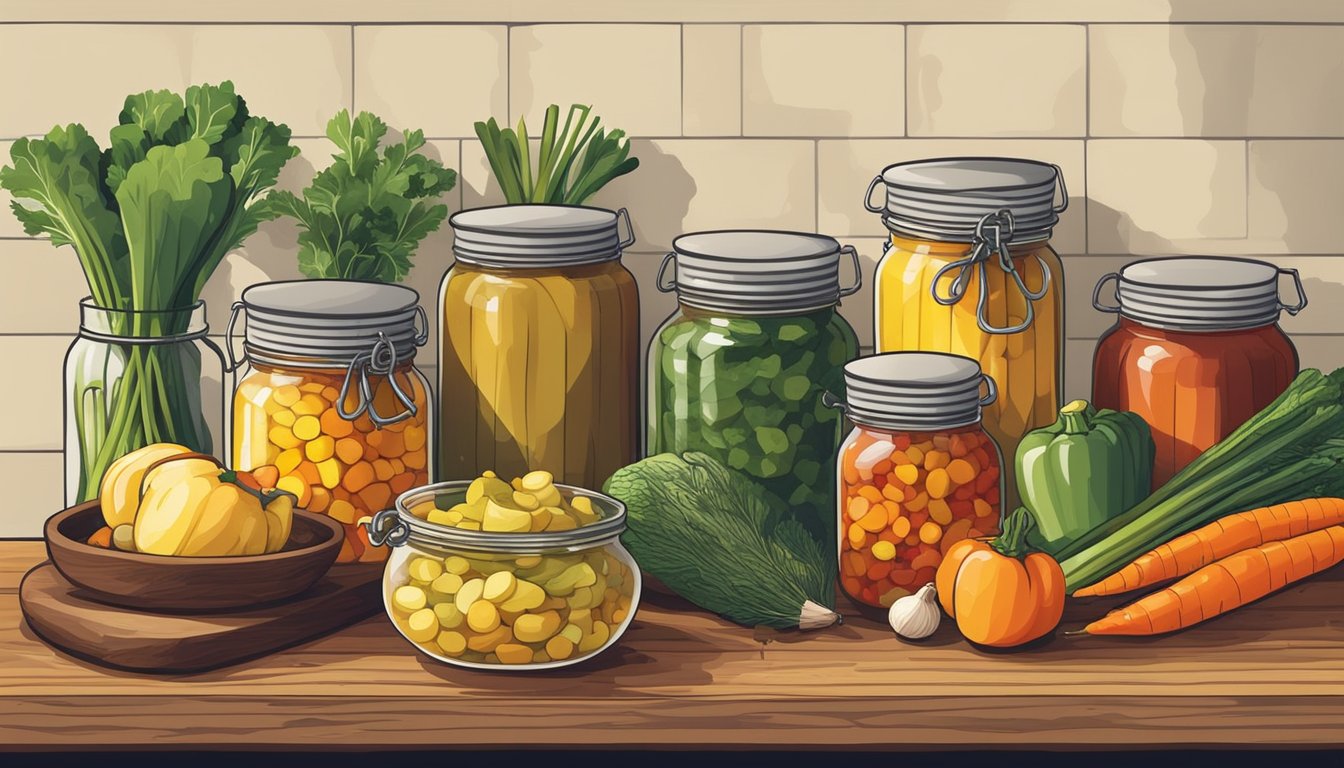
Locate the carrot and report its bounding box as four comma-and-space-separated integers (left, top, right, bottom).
1072, 498, 1344, 597
1082, 525, 1344, 636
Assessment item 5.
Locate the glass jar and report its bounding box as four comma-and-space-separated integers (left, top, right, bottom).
229, 280, 432, 563
440, 205, 639, 488
829, 352, 1004, 609
867, 158, 1067, 510
64, 299, 225, 504
1092, 257, 1305, 487
365, 480, 641, 670
648, 230, 862, 558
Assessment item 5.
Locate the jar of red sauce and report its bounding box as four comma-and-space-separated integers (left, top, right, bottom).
1091, 257, 1306, 488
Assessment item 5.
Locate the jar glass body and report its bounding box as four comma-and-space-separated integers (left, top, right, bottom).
1092, 317, 1298, 488
64, 300, 223, 504
838, 422, 1003, 608
648, 304, 859, 554
439, 259, 639, 487
875, 235, 1062, 510
232, 359, 432, 563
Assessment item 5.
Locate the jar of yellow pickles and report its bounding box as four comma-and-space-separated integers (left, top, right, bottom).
865, 158, 1067, 509
365, 473, 641, 670
229, 280, 432, 563
440, 205, 639, 488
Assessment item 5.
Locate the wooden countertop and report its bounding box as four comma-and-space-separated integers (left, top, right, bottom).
4, 540, 1344, 751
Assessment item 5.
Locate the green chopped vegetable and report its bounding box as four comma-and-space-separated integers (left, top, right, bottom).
1059, 368, 1344, 592
270, 110, 456, 282
648, 309, 858, 553
604, 452, 840, 631
474, 104, 639, 205
0, 81, 297, 501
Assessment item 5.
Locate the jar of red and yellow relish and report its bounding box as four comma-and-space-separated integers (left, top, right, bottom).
230, 280, 432, 563
829, 352, 1003, 608
1092, 257, 1305, 487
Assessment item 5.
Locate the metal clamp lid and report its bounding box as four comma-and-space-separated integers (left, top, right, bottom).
930, 209, 1052, 335
1092, 258, 1308, 330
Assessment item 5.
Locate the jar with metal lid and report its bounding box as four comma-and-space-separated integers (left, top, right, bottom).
440, 204, 639, 488
1092, 257, 1305, 487
648, 230, 862, 558
228, 280, 432, 563
865, 157, 1067, 510
827, 352, 1003, 609
364, 477, 641, 670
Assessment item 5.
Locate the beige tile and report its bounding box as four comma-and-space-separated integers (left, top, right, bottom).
0, 452, 63, 537
0, 25, 351, 139
0, 239, 90, 333
683, 25, 742, 136
907, 25, 1085, 137
1091, 25, 1344, 138
1064, 338, 1097, 404
355, 26, 506, 138
1086, 140, 1246, 254
817, 139, 1085, 252
464, 138, 815, 252
510, 25, 681, 137
837, 238, 883, 349
1071, 254, 1344, 338
743, 24, 903, 137
1296, 335, 1344, 375
0, 337, 67, 450
1248, 141, 1344, 255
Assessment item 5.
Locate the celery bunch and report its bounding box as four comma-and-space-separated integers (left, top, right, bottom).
475, 104, 639, 205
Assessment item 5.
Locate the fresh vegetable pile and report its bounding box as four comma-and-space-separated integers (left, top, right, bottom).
604, 452, 840, 631
0, 81, 297, 500
272, 110, 456, 282
1058, 368, 1344, 592
475, 104, 638, 205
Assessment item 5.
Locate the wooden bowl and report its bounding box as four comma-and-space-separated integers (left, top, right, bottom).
45, 501, 344, 612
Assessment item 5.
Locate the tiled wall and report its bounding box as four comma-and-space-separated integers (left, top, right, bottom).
3, 5, 1343, 534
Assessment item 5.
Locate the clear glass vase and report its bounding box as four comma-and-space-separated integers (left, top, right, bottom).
63, 299, 226, 504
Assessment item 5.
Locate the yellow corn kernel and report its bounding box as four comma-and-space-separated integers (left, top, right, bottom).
305, 435, 335, 463
317, 458, 342, 489
928, 498, 953, 525
328, 499, 358, 525
482, 571, 517, 603
405, 608, 438, 643
272, 410, 296, 427
292, 393, 326, 416
272, 385, 301, 407
436, 630, 467, 656
443, 555, 471, 575
467, 600, 501, 633
392, 585, 427, 614
919, 521, 943, 545
871, 540, 897, 561
269, 426, 301, 450
409, 557, 443, 583
431, 573, 464, 596
293, 415, 321, 441
454, 578, 485, 613
275, 448, 303, 476
276, 475, 310, 507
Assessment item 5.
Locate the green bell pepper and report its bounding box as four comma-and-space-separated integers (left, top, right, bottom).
1016, 399, 1155, 554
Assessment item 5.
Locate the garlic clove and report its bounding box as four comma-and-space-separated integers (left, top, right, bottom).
888, 582, 940, 640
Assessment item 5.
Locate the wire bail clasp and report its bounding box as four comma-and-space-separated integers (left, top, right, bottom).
337, 332, 419, 428
929, 209, 1051, 335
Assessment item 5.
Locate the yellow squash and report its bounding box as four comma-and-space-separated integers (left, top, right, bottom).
98, 443, 295, 557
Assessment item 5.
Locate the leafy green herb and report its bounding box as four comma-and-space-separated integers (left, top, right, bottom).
475, 104, 639, 205
270, 110, 456, 283
604, 452, 840, 631
0, 81, 297, 500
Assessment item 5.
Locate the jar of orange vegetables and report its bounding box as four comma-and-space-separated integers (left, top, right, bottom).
828, 352, 1003, 609
229, 281, 432, 563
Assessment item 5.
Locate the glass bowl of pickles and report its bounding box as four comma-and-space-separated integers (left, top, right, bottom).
363, 470, 641, 670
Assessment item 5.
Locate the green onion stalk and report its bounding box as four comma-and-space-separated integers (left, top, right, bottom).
0, 82, 297, 502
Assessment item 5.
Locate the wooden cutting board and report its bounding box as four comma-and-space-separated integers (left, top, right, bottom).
19, 561, 384, 674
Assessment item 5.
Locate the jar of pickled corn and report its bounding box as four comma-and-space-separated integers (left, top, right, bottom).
440, 205, 639, 489
365, 472, 641, 670
828, 352, 1003, 609
866, 158, 1067, 510
648, 230, 862, 564
229, 280, 432, 563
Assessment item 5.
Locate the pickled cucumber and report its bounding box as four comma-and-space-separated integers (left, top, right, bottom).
648, 308, 857, 555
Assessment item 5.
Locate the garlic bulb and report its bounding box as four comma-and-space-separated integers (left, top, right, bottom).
888, 583, 940, 640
